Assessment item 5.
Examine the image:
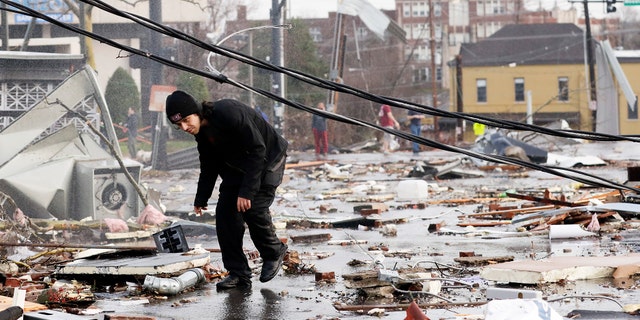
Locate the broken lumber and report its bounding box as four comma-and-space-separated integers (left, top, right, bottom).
333, 301, 487, 312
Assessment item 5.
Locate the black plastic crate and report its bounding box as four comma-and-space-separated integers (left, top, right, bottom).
152, 225, 189, 253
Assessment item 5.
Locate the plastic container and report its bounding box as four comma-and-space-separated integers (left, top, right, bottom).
396, 180, 429, 201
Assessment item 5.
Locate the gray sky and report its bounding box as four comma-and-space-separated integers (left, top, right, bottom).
248, 0, 395, 19
246, 0, 633, 20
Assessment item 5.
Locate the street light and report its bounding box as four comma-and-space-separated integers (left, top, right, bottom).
205, 24, 292, 76
205, 24, 291, 127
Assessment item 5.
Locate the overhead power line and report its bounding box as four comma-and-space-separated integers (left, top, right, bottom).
1, 0, 639, 194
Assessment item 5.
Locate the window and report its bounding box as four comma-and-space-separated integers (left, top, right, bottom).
477, 79, 487, 103
413, 2, 420, 16
309, 27, 322, 42
403, 3, 411, 17
629, 98, 638, 120
417, 2, 427, 16
434, 3, 442, 16
356, 27, 368, 39
403, 24, 411, 40
413, 68, 428, 83
449, 33, 457, 45
558, 77, 569, 101
514, 78, 524, 102
477, 0, 485, 16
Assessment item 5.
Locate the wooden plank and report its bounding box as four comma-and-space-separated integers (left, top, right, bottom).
285, 161, 328, 169
454, 255, 514, 266
334, 301, 487, 312
529, 213, 570, 231
460, 205, 556, 219
457, 220, 512, 227
0, 296, 48, 312
505, 192, 582, 207
290, 233, 332, 243
428, 197, 502, 205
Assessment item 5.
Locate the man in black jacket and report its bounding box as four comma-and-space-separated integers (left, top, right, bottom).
165, 90, 288, 290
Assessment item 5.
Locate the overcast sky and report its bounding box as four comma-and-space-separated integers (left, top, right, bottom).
247, 0, 395, 20
245, 0, 631, 20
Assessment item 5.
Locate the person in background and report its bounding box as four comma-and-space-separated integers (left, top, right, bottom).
312, 102, 329, 159
379, 104, 400, 154
165, 90, 288, 290
407, 109, 425, 155
255, 105, 269, 123
473, 122, 486, 137
125, 107, 138, 158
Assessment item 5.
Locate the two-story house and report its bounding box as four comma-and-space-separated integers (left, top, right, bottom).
450, 23, 592, 140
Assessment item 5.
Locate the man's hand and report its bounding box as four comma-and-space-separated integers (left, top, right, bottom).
194, 206, 207, 216
237, 197, 251, 213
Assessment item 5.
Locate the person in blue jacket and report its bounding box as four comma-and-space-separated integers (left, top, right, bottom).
165, 90, 288, 290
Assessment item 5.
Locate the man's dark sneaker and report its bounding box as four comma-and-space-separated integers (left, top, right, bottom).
216, 274, 252, 290
259, 244, 288, 283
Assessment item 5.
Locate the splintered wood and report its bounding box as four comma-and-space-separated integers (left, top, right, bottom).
456, 189, 630, 230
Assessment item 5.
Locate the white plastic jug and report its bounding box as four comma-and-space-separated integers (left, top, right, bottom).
396, 180, 429, 201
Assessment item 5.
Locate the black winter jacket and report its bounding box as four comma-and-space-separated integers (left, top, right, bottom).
193, 99, 288, 207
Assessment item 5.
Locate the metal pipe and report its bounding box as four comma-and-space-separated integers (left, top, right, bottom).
143, 268, 205, 295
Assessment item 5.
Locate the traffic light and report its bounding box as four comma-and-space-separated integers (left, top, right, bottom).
606, 0, 617, 13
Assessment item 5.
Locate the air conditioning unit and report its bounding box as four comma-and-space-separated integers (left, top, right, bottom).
73, 160, 142, 221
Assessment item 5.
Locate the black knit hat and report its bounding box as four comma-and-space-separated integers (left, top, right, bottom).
166, 90, 200, 123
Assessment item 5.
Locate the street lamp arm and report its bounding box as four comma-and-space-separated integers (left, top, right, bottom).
215, 24, 291, 46
206, 24, 292, 74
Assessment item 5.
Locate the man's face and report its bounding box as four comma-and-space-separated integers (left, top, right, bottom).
174, 114, 201, 135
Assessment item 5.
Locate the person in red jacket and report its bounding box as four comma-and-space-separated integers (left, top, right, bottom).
165, 90, 288, 290
378, 104, 399, 154
312, 102, 328, 158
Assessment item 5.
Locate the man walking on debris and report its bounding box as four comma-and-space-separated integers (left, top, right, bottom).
165, 90, 288, 290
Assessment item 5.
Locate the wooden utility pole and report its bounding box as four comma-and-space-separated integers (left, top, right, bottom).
1, 3, 8, 51
429, 0, 438, 132
583, 0, 597, 131
271, 0, 286, 136
150, 0, 166, 170
328, 13, 346, 114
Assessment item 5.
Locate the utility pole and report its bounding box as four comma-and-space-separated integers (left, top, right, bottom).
455, 55, 463, 143
1, 3, 8, 50
429, 0, 438, 133
271, 0, 286, 136
328, 13, 345, 114
583, 0, 597, 131
149, 0, 167, 170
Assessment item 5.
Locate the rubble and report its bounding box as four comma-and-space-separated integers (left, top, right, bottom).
2, 120, 640, 318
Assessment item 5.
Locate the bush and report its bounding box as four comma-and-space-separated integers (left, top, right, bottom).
105, 67, 140, 137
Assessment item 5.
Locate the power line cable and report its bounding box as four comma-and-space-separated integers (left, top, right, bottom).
2, 0, 639, 194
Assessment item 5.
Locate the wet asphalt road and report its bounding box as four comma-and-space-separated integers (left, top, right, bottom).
110, 141, 640, 320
